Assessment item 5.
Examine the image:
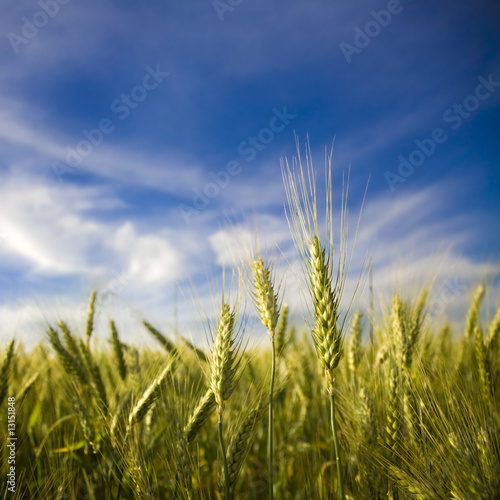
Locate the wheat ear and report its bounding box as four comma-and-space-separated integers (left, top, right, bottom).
485, 306, 500, 352
110, 320, 127, 381
282, 140, 365, 500
184, 387, 216, 443
127, 360, 175, 431
143, 320, 178, 355
0, 340, 15, 407
58, 321, 85, 367
85, 290, 97, 346
464, 284, 485, 340
210, 302, 241, 500
474, 326, 493, 408
47, 326, 89, 386
275, 303, 289, 357
222, 398, 268, 499
78, 338, 108, 408
180, 336, 209, 363
252, 256, 280, 500
210, 303, 239, 412
385, 365, 401, 461
347, 310, 363, 379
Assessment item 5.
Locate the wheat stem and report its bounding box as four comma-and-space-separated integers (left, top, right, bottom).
269, 338, 276, 500
218, 412, 231, 500
330, 391, 344, 500
251, 256, 280, 500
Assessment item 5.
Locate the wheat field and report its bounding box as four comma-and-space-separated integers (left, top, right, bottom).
0, 285, 499, 499
1, 154, 499, 499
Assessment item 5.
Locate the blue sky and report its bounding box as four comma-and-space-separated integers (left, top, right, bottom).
1, 0, 499, 346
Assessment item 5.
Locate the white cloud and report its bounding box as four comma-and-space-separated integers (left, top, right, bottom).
0, 173, 117, 274
1, 172, 498, 347
113, 222, 184, 286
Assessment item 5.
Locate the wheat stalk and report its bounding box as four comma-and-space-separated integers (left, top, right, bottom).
251, 256, 280, 500
385, 365, 402, 500
282, 139, 365, 500
209, 301, 243, 500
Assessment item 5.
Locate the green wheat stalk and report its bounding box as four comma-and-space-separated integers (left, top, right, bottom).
282, 139, 365, 499
251, 256, 280, 500
209, 300, 243, 500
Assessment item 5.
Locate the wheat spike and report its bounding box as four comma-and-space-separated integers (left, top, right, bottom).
184, 387, 216, 443
275, 303, 289, 357
0, 340, 15, 407
128, 360, 175, 430
110, 320, 127, 381
143, 320, 178, 355
407, 289, 428, 363
474, 326, 493, 407
347, 310, 363, 376
252, 257, 280, 338
175, 425, 193, 499
222, 398, 268, 499
485, 306, 500, 352
17, 371, 40, 401
309, 235, 342, 393
58, 321, 85, 367
464, 284, 484, 340
47, 326, 89, 386
210, 303, 239, 412
391, 294, 408, 369
385, 366, 401, 459
73, 398, 96, 451
180, 336, 208, 363
85, 290, 97, 345
78, 338, 108, 408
